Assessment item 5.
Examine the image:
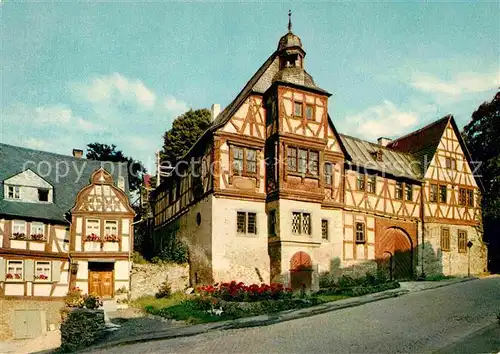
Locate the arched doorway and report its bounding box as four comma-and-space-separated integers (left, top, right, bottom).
378, 227, 413, 280
289, 251, 312, 290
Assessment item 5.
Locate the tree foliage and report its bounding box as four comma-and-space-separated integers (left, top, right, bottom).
86, 142, 146, 192
161, 108, 212, 164
463, 91, 500, 271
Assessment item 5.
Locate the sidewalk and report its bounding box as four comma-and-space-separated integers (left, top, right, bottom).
399, 276, 478, 293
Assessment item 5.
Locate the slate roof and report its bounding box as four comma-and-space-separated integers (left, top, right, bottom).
340, 134, 422, 181
0, 143, 129, 224
386, 115, 451, 175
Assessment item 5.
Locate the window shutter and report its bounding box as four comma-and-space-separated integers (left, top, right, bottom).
52, 261, 61, 282
25, 260, 34, 281
0, 258, 5, 281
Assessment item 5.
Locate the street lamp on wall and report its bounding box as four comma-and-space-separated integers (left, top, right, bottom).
70, 261, 79, 275
467, 241, 473, 277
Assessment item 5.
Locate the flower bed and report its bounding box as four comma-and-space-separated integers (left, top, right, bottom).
198, 281, 293, 302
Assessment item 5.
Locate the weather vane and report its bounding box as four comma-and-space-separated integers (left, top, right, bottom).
288, 9, 292, 33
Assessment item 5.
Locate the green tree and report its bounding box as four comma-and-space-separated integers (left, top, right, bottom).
161, 108, 212, 164
86, 142, 146, 192
463, 91, 500, 272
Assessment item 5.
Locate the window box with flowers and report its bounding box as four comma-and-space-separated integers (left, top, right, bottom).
103, 234, 120, 243
6, 273, 23, 281
30, 233, 46, 241
84, 233, 101, 242
34, 274, 49, 281
11, 232, 26, 240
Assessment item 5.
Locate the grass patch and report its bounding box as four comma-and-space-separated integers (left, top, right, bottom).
131, 292, 187, 310
317, 294, 350, 302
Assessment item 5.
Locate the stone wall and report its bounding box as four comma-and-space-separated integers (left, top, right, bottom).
421, 223, 487, 276
0, 298, 65, 340
130, 263, 189, 299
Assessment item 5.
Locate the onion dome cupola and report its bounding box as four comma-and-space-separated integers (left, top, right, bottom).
273, 10, 329, 95
277, 10, 306, 70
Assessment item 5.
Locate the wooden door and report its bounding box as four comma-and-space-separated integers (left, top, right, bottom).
88, 270, 113, 298
377, 228, 413, 280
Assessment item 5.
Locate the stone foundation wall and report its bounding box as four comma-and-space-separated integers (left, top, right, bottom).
130, 263, 189, 299
0, 298, 65, 340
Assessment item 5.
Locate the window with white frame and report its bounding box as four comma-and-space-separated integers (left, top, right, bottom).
105, 220, 118, 236
7, 185, 20, 199
12, 220, 27, 239
7, 260, 23, 281
35, 261, 51, 281
30, 222, 45, 241
86, 219, 100, 241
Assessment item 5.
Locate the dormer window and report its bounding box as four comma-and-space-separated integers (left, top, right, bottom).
38, 188, 49, 202
7, 186, 20, 199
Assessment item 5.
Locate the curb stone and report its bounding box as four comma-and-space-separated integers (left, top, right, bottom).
80, 288, 408, 352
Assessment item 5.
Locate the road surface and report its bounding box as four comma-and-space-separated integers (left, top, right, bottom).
97, 277, 500, 353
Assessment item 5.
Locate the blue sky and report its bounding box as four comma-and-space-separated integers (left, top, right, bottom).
1, 1, 498, 172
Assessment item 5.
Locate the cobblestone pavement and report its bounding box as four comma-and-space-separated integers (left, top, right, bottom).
95, 277, 500, 354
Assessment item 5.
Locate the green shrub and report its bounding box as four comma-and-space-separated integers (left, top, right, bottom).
60, 309, 106, 352
132, 251, 148, 264
82, 293, 103, 309
155, 277, 172, 298
319, 272, 336, 288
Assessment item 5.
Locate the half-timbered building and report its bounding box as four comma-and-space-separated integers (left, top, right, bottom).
150, 21, 487, 289
0, 143, 134, 299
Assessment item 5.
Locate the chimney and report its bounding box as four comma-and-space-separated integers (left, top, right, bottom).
72, 149, 83, 159
377, 137, 392, 147
211, 104, 221, 121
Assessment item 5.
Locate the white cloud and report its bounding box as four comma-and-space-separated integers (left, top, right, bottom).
411, 71, 500, 96
344, 100, 419, 141
23, 138, 51, 151
164, 95, 189, 115
74, 72, 157, 109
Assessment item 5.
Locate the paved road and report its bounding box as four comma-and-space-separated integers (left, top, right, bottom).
98, 277, 500, 354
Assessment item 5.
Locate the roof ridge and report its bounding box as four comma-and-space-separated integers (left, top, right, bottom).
388, 115, 451, 146
339, 133, 415, 156
0, 142, 90, 161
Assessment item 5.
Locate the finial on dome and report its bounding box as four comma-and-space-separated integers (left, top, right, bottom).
288, 9, 292, 33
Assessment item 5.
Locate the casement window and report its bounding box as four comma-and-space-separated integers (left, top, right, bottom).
458, 188, 467, 205
287, 147, 319, 175
86, 219, 100, 237
6, 260, 23, 281
12, 220, 26, 239
357, 174, 365, 191
430, 184, 438, 202
441, 228, 450, 251
355, 222, 366, 243
292, 212, 311, 235
30, 222, 45, 240
38, 188, 49, 202
367, 175, 376, 194
294, 101, 303, 117
268, 210, 276, 235
458, 230, 467, 253
324, 162, 333, 185
105, 220, 118, 236
467, 190, 474, 207
236, 212, 257, 234
232, 146, 258, 176
321, 219, 329, 240
35, 261, 51, 281
395, 181, 403, 200
7, 185, 20, 199
405, 184, 413, 201
445, 157, 456, 170
439, 185, 447, 203
305, 104, 314, 121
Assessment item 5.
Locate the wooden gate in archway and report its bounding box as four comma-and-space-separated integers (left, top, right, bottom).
377, 228, 413, 280
289, 251, 312, 290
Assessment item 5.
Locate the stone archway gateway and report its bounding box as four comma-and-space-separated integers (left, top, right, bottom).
289, 251, 312, 290
377, 227, 413, 280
